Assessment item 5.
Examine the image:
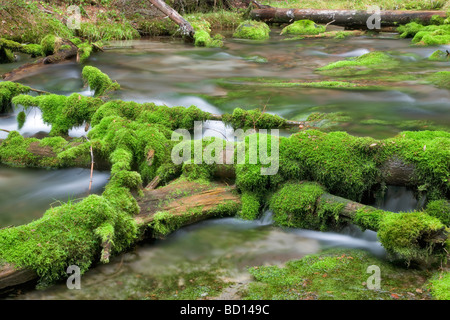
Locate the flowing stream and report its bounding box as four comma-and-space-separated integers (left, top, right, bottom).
0, 30, 448, 299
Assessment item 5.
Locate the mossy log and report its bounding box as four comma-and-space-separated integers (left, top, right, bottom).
0, 179, 240, 293
250, 8, 446, 29
2, 39, 78, 82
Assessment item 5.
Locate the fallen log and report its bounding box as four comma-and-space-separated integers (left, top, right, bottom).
250, 8, 447, 29
1, 39, 78, 82
0, 180, 240, 294
148, 0, 195, 38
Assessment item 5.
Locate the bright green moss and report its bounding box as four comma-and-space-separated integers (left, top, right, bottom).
316, 51, 399, 75
81, 66, 121, 97
22, 44, 44, 57
354, 207, 387, 231
428, 271, 450, 300
278, 130, 380, 202
221, 107, 287, 130
281, 20, 326, 36
269, 182, 328, 230
12, 93, 103, 136
16, 111, 26, 129
233, 20, 270, 40
382, 131, 450, 200
77, 42, 93, 63
40, 34, 57, 56
425, 200, 450, 226
0, 81, 31, 112
398, 22, 450, 45
428, 49, 449, 61
239, 191, 261, 220
0, 131, 37, 166
377, 212, 446, 264
0, 194, 138, 283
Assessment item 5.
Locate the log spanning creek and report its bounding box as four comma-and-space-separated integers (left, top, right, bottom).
0, 30, 449, 299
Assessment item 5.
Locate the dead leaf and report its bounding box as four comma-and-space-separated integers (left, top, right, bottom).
416, 288, 423, 294
391, 293, 400, 299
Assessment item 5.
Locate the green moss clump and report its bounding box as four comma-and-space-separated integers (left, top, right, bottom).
77, 42, 93, 63
22, 44, 44, 57
425, 200, 450, 226
17, 111, 26, 129
0, 194, 138, 283
427, 271, 450, 300
316, 51, 399, 75
239, 191, 261, 220
12, 93, 104, 136
81, 66, 120, 97
354, 207, 386, 231
398, 22, 450, 45
233, 20, 270, 40
0, 81, 31, 112
377, 212, 446, 264
428, 50, 449, 61
221, 107, 287, 130
0, 131, 37, 166
270, 182, 331, 230
383, 130, 450, 200
40, 34, 57, 56
281, 20, 326, 36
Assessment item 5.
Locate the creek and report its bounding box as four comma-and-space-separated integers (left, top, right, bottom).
0, 30, 448, 299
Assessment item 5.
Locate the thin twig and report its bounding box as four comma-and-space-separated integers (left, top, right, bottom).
0, 129, 11, 133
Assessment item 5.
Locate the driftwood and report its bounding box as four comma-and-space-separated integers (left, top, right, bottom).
148, 0, 195, 37
1, 39, 78, 82
250, 8, 447, 29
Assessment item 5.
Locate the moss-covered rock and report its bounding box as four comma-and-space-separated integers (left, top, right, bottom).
428, 49, 449, 61
233, 20, 270, 40
281, 19, 326, 36
316, 51, 400, 76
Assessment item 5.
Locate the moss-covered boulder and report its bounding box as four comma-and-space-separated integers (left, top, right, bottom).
316, 51, 399, 76
428, 49, 449, 61
233, 20, 270, 40
281, 19, 326, 36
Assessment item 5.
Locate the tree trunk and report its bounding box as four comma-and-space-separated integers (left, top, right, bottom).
148, 0, 195, 37
250, 8, 446, 29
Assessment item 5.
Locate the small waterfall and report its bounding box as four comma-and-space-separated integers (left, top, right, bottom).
257, 209, 274, 226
